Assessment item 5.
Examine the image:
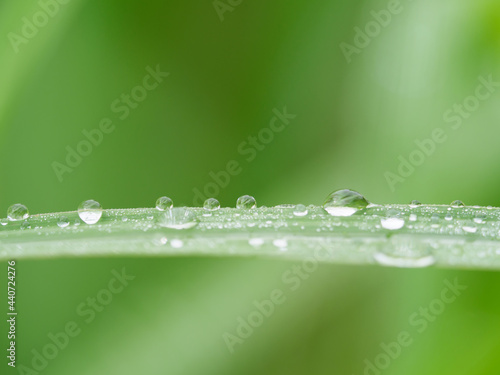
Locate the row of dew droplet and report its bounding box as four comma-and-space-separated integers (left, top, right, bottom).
322, 189, 499, 268
1, 190, 489, 229
2, 190, 498, 269
3, 200, 104, 227
156, 195, 308, 229
155, 195, 255, 211
2, 194, 306, 230
322, 189, 487, 229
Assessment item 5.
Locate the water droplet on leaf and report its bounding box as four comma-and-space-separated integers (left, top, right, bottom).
374, 237, 435, 268
57, 216, 70, 228
323, 189, 369, 217
7, 204, 29, 221
380, 209, 405, 230
78, 200, 103, 225
158, 207, 197, 229
236, 195, 256, 209
170, 239, 183, 248
21, 221, 31, 230
203, 198, 220, 211
293, 204, 308, 217
249, 238, 264, 247
156, 196, 173, 211
473, 214, 486, 224
462, 223, 477, 233
450, 200, 465, 207
273, 239, 287, 249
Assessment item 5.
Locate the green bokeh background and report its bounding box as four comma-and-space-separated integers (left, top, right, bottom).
1, 0, 500, 374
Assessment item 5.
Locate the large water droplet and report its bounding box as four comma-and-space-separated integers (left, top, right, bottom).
78, 200, 103, 224
450, 200, 465, 207
7, 204, 29, 221
380, 209, 405, 230
374, 237, 435, 268
236, 195, 256, 209
293, 204, 308, 217
158, 207, 197, 229
323, 189, 369, 216
203, 198, 220, 211
156, 196, 173, 211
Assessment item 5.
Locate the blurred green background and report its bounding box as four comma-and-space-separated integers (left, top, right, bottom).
1, 0, 500, 374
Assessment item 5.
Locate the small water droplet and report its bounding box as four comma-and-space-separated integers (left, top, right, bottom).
450, 200, 465, 207
275, 204, 295, 208
374, 237, 435, 268
293, 204, 308, 217
381, 209, 405, 230
236, 195, 256, 209
473, 214, 486, 224
203, 198, 220, 211
20, 221, 31, 230
158, 208, 197, 229
78, 200, 103, 225
170, 239, 183, 248
273, 239, 287, 249
444, 213, 453, 221
323, 189, 369, 217
156, 196, 173, 211
462, 223, 477, 233
7, 204, 29, 221
57, 216, 70, 228
409, 200, 421, 208
381, 218, 405, 230
249, 238, 264, 247
409, 214, 417, 222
